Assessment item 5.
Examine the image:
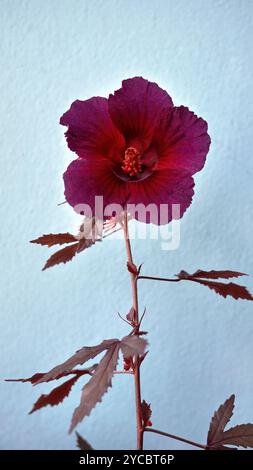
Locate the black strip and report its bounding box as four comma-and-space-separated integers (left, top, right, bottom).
0, 450, 253, 465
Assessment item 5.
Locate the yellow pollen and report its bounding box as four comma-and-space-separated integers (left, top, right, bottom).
121, 147, 142, 177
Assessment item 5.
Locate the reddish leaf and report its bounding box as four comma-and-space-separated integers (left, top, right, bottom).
29, 375, 80, 413
141, 400, 152, 427
176, 270, 253, 301
127, 261, 138, 275
75, 431, 93, 450
177, 270, 191, 279
42, 243, 79, 271
6, 373, 46, 384
34, 339, 118, 385
191, 270, 247, 280
218, 424, 253, 448
193, 279, 253, 301
207, 395, 253, 449
177, 269, 248, 281
207, 394, 235, 445
42, 234, 101, 271
76, 238, 94, 252
30, 233, 77, 247
69, 342, 120, 432
120, 335, 148, 359
40, 218, 102, 271
11, 335, 147, 431
18, 335, 146, 385
6, 369, 92, 385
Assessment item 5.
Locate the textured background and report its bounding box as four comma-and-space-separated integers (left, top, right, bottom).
1, 0, 253, 450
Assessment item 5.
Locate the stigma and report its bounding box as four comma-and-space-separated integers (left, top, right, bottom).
121, 147, 142, 177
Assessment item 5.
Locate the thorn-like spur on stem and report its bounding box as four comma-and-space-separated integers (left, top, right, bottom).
138, 307, 147, 328
117, 311, 132, 327
57, 200, 67, 206
144, 427, 207, 450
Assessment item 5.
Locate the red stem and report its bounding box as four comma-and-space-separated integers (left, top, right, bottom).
113, 370, 133, 375
144, 427, 207, 450
124, 238, 204, 450
138, 275, 180, 283
123, 212, 143, 450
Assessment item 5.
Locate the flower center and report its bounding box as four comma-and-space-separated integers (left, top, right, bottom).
121, 147, 142, 177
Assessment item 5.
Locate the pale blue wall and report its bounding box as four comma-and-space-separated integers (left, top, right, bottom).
1, 0, 253, 450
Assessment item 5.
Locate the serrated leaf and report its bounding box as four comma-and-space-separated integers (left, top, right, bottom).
120, 335, 148, 359
42, 243, 79, 271
76, 237, 97, 254
75, 431, 93, 450
29, 375, 80, 413
42, 236, 100, 271
207, 394, 235, 445
6, 369, 91, 385
41, 217, 102, 271
218, 424, 253, 448
30, 233, 77, 247
34, 339, 118, 384
176, 270, 253, 301
141, 400, 152, 427
11, 335, 146, 431
69, 342, 120, 432
193, 279, 253, 301
6, 373, 46, 384
191, 270, 247, 280
177, 270, 190, 279
207, 395, 253, 450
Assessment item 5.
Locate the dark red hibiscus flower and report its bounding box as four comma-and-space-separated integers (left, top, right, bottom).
61, 77, 211, 224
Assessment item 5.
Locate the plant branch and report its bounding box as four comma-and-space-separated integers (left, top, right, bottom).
138, 275, 180, 283
144, 427, 207, 450
123, 212, 143, 450
113, 370, 133, 375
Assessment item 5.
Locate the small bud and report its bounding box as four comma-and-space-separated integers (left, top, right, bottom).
123, 357, 132, 371
127, 261, 138, 276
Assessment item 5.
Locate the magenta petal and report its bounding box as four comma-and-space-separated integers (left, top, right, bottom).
108, 77, 173, 151
127, 170, 194, 225
63, 158, 129, 219
61, 80, 211, 224
60, 97, 125, 160
155, 106, 211, 175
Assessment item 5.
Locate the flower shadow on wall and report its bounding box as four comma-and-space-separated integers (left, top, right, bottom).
7, 77, 253, 450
